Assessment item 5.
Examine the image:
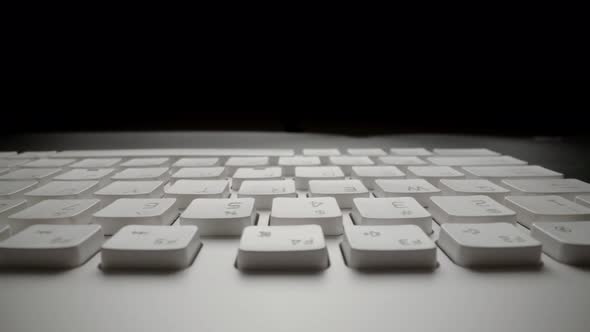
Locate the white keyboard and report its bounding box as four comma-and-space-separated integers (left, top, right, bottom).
1, 141, 589, 332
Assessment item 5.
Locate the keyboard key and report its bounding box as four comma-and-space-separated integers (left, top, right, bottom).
278, 156, 321, 176
429, 195, 516, 224
389, 148, 432, 156
53, 168, 115, 187
24, 181, 100, 203
302, 148, 340, 156
0, 152, 17, 158
237, 180, 297, 209
231, 167, 282, 190
0, 168, 63, 185
0, 224, 9, 240
501, 179, 590, 200
438, 179, 510, 201
433, 148, 500, 156
111, 167, 169, 181
270, 197, 343, 235
351, 166, 405, 189
93, 198, 178, 235
461, 166, 563, 184
21, 158, 77, 168
347, 148, 387, 156
351, 197, 432, 233
0, 199, 28, 226
0, 224, 103, 268
0, 181, 38, 199
119, 158, 171, 168
94, 181, 165, 205
341, 225, 437, 269
225, 157, 269, 173
294, 166, 345, 190
374, 179, 441, 207
8, 199, 101, 233
407, 166, 465, 185
329, 156, 374, 175
504, 195, 590, 228
0, 159, 32, 168
531, 221, 590, 265
0, 168, 8, 175
69, 158, 122, 168
438, 222, 542, 267
164, 180, 230, 208
179, 198, 255, 235
377, 156, 428, 171
171, 167, 227, 181
309, 179, 369, 208
427, 156, 527, 167
577, 195, 590, 208
236, 225, 329, 270
171, 158, 220, 171
101, 225, 201, 270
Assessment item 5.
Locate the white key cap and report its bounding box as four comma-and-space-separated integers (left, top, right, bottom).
351, 166, 405, 189
231, 167, 282, 190
0, 168, 8, 175
308, 179, 369, 208
429, 195, 516, 224
374, 179, 441, 207
347, 148, 386, 156
329, 156, 374, 175
111, 167, 169, 181
270, 197, 343, 235
225, 157, 269, 173
433, 148, 500, 156
0, 224, 9, 240
53, 168, 115, 186
69, 158, 122, 168
302, 148, 340, 156
504, 195, 590, 228
164, 180, 230, 208
341, 225, 437, 269
438, 222, 541, 267
119, 158, 171, 168
0, 181, 38, 199
56, 149, 293, 158
24, 181, 100, 203
0, 168, 62, 185
101, 225, 201, 270
237, 180, 297, 209
377, 156, 428, 171
8, 151, 57, 159
439, 179, 510, 201
0, 224, 103, 268
8, 199, 101, 233
407, 166, 465, 185
93, 198, 178, 235
179, 198, 255, 235
0, 152, 17, 157
577, 195, 590, 208
236, 225, 329, 270
389, 148, 432, 156
94, 181, 165, 205
294, 166, 345, 190
171, 167, 227, 181
278, 156, 321, 176
0, 200, 28, 226
171, 158, 220, 171
501, 179, 590, 200
351, 197, 432, 233
462, 166, 563, 184
427, 156, 527, 167
22, 158, 77, 168
0, 159, 32, 168
531, 221, 590, 265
